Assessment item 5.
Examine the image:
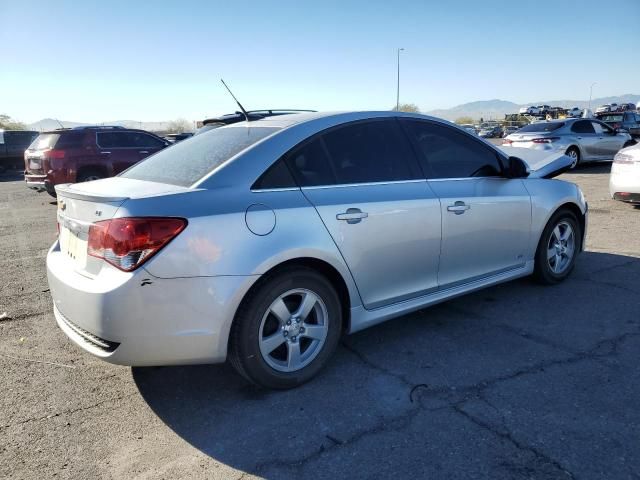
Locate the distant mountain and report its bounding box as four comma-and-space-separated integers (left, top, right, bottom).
425, 94, 640, 121
27, 118, 174, 132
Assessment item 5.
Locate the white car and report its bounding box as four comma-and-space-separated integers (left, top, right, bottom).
519, 106, 540, 115
596, 104, 619, 114
567, 107, 582, 118
610, 143, 640, 204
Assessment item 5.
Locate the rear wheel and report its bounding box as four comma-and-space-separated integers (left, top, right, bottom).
77, 169, 105, 182
229, 267, 342, 389
565, 147, 580, 169
533, 209, 581, 284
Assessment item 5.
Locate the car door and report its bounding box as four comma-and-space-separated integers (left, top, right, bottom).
286, 118, 442, 309
570, 120, 599, 160
96, 131, 141, 174
592, 121, 625, 159
401, 119, 531, 289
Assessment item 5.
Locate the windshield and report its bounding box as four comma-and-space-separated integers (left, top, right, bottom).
121, 125, 280, 186
599, 115, 623, 122
518, 122, 565, 133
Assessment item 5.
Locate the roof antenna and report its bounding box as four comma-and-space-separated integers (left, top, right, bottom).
55, 118, 64, 129
220, 79, 249, 121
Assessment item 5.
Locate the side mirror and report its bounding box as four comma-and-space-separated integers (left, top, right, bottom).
507, 156, 529, 178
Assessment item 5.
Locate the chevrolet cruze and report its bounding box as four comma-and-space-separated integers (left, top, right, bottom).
48, 111, 587, 389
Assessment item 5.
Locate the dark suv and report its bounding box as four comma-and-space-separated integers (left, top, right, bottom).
24, 126, 169, 196
596, 111, 640, 139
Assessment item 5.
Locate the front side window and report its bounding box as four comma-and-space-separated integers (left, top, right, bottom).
131, 132, 166, 148
403, 120, 503, 179
571, 121, 595, 134
97, 132, 136, 148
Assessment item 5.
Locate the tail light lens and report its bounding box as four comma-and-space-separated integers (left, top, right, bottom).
503, 139, 513, 145
88, 217, 187, 271
532, 137, 560, 144
46, 149, 66, 159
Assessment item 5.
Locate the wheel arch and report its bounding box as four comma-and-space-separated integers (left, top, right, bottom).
76, 164, 109, 180
538, 201, 586, 253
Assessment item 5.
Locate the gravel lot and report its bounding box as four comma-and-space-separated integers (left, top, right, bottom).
1, 162, 639, 480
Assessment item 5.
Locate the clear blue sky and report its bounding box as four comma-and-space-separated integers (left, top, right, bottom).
1, 0, 638, 123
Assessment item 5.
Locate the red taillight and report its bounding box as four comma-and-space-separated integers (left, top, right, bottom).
46, 149, 65, 159
532, 137, 560, 144
88, 217, 187, 272
613, 123, 621, 129
503, 139, 513, 145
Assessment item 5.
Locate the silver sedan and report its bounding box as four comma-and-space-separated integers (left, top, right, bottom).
48, 111, 587, 389
504, 118, 634, 169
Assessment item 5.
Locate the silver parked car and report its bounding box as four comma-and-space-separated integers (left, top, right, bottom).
504, 118, 634, 169
48, 111, 587, 389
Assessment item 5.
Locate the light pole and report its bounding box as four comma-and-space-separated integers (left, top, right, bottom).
588, 82, 597, 111
396, 48, 404, 111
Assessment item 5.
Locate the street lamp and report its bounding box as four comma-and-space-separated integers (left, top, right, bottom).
588, 82, 597, 111
396, 48, 404, 111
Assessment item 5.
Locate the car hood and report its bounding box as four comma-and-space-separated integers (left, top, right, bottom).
498, 146, 574, 179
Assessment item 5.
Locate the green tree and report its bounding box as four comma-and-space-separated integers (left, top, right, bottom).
391, 103, 420, 113
455, 116, 475, 125
0, 114, 27, 130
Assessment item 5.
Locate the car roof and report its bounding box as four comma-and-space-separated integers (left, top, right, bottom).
227, 110, 451, 129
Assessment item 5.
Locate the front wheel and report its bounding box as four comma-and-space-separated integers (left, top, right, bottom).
533, 209, 581, 284
229, 267, 342, 389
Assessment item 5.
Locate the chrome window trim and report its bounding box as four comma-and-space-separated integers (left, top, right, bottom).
300, 179, 427, 191
427, 176, 507, 182
250, 187, 300, 193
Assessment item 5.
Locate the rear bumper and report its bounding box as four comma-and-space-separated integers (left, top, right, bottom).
46, 241, 259, 366
25, 173, 48, 192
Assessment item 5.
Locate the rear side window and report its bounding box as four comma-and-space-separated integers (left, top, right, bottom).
403, 120, 503, 179
322, 120, 418, 184
571, 121, 595, 134
252, 160, 297, 189
286, 119, 419, 187
121, 126, 279, 186
55, 132, 85, 148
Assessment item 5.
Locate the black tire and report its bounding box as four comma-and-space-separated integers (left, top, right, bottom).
565, 147, 580, 169
77, 169, 105, 183
533, 209, 581, 285
229, 267, 343, 389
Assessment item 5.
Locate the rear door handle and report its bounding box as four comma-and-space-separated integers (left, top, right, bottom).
139, 150, 149, 154
336, 208, 368, 224
100, 151, 111, 155
447, 201, 470, 215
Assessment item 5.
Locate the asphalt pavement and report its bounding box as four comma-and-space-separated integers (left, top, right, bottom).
1, 163, 639, 480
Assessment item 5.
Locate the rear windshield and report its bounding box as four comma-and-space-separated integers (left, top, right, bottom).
28, 131, 85, 150
29, 133, 60, 150
120, 125, 280, 186
599, 114, 623, 122
518, 122, 564, 133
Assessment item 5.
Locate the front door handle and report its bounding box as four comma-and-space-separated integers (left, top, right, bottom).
139, 150, 149, 154
100, 151, 111, 155
447, 201, 470, 215
336, 208, 368, 224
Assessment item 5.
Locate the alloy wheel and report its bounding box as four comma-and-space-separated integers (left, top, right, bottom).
547, 221, 575, 274
258, 288, 329, 372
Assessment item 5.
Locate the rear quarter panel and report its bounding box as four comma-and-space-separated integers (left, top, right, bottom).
115, 187, 363, 308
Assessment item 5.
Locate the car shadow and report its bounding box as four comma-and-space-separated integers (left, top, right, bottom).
132, 251, 640, 478
565, 162, 611, 175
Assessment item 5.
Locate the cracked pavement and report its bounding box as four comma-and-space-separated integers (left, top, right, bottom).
1, 163, 639, 479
